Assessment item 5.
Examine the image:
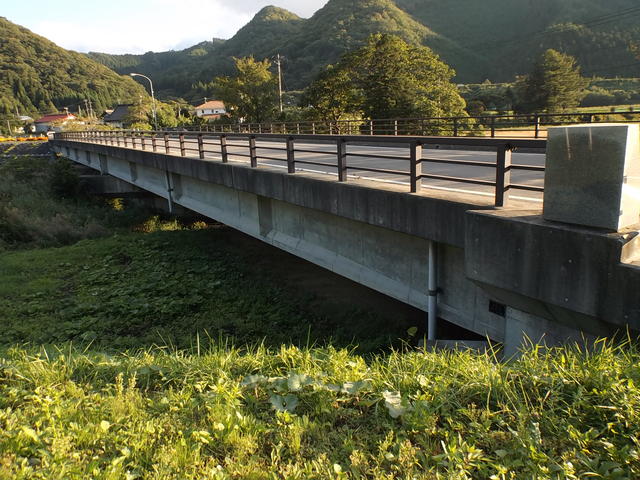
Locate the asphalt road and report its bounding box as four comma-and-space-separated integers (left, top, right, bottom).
142, 135, 546, 203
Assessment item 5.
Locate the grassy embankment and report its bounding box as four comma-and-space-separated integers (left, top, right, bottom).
1, 155, 639, 479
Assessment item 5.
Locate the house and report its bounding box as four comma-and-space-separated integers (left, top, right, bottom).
194, 100, 226, 119
103, 104, 133, 129
34, 113, 76, 133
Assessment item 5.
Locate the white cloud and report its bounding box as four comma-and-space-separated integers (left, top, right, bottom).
23, 0, 328, 54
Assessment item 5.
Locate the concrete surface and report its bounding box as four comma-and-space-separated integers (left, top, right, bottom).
544, 124, 640, 231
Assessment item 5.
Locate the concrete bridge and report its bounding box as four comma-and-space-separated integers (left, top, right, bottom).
52, 125, 640, 355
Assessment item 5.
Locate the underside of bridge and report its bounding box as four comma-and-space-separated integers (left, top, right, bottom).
52, 138, 640, 355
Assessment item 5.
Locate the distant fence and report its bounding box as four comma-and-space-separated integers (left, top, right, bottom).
186, 111, 640, 138
56, 130, 546, 207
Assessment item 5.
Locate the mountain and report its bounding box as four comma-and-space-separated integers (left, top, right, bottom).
395, 0, 640, 81
87, 0, 640, 98
0, 17, 148, 118
86, 39, 226, 98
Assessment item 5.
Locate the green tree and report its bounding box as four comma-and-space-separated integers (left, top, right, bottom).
213, 57, 278, 123
301, 65, 362, 130
514, 49, 588, 113
303, 34, 467, 130
345, 34, 467, 121
125, 100, 179, 129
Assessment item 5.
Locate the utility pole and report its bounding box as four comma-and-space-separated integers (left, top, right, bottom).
275, 53, 284, 113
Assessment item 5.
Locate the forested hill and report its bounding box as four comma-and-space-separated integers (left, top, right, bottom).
0, 17, 148, 118
395, 0, 640, 81
87, 0, 640, 100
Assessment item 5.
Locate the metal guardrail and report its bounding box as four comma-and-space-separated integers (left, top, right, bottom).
56, 130, 547, 207
187, 111, 640, 139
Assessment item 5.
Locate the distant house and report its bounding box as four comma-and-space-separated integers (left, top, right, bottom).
194, 100, 226, 119
103, 104, 133, 129
34, 113, 76, 133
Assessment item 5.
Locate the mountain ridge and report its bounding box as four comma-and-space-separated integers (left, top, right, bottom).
0, 17, 147, 117
85, 0, 640, 99
3, 0, 639, 115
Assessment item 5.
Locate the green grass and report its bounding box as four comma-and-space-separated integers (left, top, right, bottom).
1, 156, 640, 478
0, 228, 416, 353
1, 342, 639, 479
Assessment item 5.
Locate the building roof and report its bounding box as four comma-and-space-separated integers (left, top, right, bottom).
195, 100, 225, 110
35, 113, 76, 124
103, 104, 133, 123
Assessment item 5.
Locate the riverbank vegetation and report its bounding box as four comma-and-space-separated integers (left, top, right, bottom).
1, 156, 639, 479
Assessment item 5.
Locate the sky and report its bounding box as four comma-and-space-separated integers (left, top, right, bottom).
3, 0, 329, 54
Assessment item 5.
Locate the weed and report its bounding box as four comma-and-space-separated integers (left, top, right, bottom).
0, 342, 638, 479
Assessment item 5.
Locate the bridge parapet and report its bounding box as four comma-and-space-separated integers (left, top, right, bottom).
56, 130, 546, 208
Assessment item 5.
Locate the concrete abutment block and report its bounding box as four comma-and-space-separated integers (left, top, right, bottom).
544, 123, 640, 231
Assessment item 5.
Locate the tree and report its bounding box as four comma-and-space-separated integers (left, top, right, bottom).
302, 34, 467, 131
301, 65, 362, 130
125, 99, 179, 129
514, 49, 588, 113
347, 34, 467, 120
213, 57, 278, 124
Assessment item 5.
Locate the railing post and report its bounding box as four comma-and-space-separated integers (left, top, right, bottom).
141, 134, 146, 151
370, 120, 374, 136
312, 122, 316, 135
534, 114, 540, 139
286, 137, 295, 174
296, 123, 300, 135
164, 133, 170, 154
198, 133, 204, 159
453, 118, 459, 137
220, 135, 228, 163
337, 138, 347, 182
124, 133, 128, 148
410, 141, 423, 193
152, 134, 157, 152
132, 133, 137, 149
179, 133, 186, 156
490, 116, 496, 138
394, 120, 398, 136
495, 144, 512, 207
116, 132, 121, 147
249, 136, 257, 167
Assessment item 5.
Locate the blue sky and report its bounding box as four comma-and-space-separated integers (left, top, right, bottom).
4, 0, 329, 54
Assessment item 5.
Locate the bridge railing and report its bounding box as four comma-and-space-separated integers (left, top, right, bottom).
184, 111, 640, 139
56, 130, 546, 207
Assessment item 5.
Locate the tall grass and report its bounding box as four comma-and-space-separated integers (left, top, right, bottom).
0, 156, 152, 251
1, 341, 638, 479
